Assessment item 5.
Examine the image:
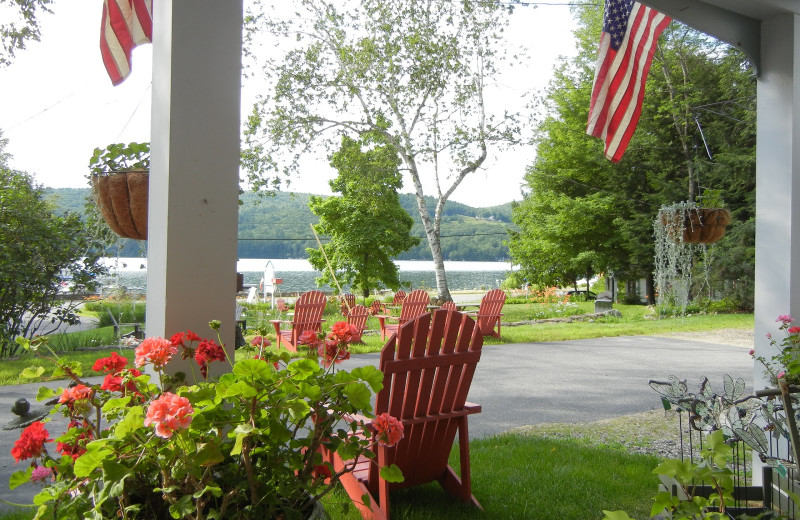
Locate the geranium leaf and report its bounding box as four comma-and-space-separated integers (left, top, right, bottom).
102, 396, 132, 414
351, 365, 384, 390
74, 444, 113, 478
231, 433, 246, 456
102, 459, 132, 498
288, 358, 320, 379
20, 366, 45, 379
344, 382, 372, 410
297, 382, 322, 400
287, 399, 311, 421
33, 487, 58, 505
196, 443, 225, 467
170, 496, 195, 519
115, 406, 144, 439
232, 359, 273, 381
36, 386, 56, 402
379, 464, 403, 483
193, 485, 222, 499
9, 467, 32, 489
361, 493, 371, 508
219, 381, 257, 398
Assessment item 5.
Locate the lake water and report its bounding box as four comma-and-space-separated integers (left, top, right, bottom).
97, 258, 513, 295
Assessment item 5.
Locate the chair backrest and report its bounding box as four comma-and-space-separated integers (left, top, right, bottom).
477, 289, 506, 333
398, 289, 430, 321
290, 290, 327, 341
369, 299, 386, 315
392, 290, 407, 306
276, 298, 288, 312
374, 310, 483, 486
340, 293, 356, 315
346, 304, 370, 338
440, 300, 457, 312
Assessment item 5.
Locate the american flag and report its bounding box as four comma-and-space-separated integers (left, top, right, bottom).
586, 0, 670, 163
100, 0, 153, 86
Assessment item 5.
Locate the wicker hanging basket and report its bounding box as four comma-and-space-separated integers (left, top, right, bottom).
659, 207, 731, 244
92, 170, 149, 240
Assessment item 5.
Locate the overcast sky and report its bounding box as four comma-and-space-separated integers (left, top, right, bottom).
0, 2, 579, 208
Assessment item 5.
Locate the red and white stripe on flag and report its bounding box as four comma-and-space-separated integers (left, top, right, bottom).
586, 0, 670, 163
100, 0, 153, 86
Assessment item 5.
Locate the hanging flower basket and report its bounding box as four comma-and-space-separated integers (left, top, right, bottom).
658, 206, 731, 244
89, 142, 150, 241
91, 170, 149, 240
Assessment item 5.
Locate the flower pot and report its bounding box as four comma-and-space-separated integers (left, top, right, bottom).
659, 208, 731, 244
92, 170, 148, 240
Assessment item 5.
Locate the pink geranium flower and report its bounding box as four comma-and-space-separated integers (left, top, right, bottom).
777, 315, 794, 325
30, 465, 53, 482
778, 371, 786, 380
135, 337, 178, 369
372, 413, 404, 447
144, 392, 194, 439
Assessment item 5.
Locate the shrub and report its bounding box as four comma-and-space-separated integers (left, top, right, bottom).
84, 301, 145, 327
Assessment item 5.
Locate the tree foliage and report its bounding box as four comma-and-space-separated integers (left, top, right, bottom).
509, 4, 755, 305
0, 0, 53, 67
307, 134, 419, 297
0, 136, 107, 356
243, 0, 520, 300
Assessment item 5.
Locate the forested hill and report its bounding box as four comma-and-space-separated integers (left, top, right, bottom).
46, 188, 514, 261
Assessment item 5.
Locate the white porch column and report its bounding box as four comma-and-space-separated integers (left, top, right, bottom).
146, 1, 243, 380
754, 13, 800, 390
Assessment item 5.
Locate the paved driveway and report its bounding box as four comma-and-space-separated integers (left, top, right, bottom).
0, 335, 753, 509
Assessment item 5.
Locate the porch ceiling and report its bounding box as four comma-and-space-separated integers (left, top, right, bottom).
640, 0, 799, 73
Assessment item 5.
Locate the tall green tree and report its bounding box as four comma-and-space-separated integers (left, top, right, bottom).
1, 0, 53, 67
0, 134, 107, 356
243, 0, 520, 301
509, 4, 755, 304
307, 133, 419, 298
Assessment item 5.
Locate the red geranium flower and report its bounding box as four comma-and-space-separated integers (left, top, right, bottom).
11, 421, 51, 462
101, 368, 143, 394
56, 420, 94, 460
298, 330, 321, 347
251, 336, 271, 347
92, 352, 128, 374
789, 326, 800, 335
195, 339, 226, 378
372, 413, 404, 447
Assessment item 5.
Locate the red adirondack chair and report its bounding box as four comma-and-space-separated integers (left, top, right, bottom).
340, 293, 356, 316
347, 304, 370, 343
439, 300, 457, 312
391, 290, 407, 306
270, 290, 327, 351
369, 300, 386, 316
378, 289, 430, 341
468, 289, 506, 338
328, 309, 484, 520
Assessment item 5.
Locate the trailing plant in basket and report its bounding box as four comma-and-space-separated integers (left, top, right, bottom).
7, 321, 403, 519
89, 142, 150, 174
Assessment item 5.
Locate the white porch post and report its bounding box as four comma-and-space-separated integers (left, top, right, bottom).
146, 1, 243, 379
753, 14, 800, 390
